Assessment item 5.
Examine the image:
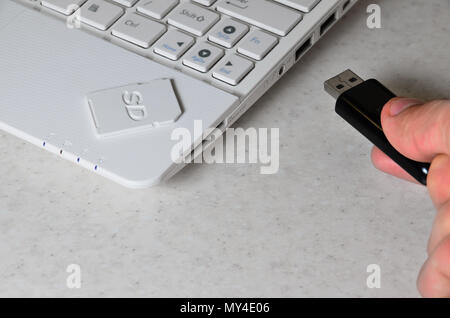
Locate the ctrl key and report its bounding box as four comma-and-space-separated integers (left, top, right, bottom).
213, 55, 254, 86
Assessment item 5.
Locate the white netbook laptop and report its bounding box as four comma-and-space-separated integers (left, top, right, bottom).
0, 0, 357, 188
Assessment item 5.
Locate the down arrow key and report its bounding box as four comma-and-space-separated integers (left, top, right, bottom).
212, 54, 254, 86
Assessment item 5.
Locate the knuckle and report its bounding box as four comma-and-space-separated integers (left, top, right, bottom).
414, 100, 450, 155
427, 154, 450, 194
435, 235, 450, 260
436, 202, 450, 232
429, 101, 450, 144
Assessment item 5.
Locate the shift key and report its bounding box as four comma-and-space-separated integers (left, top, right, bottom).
216, 0, 302, 36
167, 3, 219, 36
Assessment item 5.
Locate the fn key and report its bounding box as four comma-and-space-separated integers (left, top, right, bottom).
213, 55, 254, 86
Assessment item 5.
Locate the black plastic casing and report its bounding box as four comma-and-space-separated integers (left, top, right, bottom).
335, 79, 430, 185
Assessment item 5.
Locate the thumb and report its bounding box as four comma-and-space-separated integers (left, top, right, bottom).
381, 98, 450, 163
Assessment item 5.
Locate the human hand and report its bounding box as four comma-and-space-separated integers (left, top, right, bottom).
371, 97, 450, 297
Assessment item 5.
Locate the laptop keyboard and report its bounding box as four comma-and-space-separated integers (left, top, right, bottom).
39, 0, 321, 86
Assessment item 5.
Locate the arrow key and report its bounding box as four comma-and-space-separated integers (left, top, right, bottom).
213, 54, 254, 86
183, 42, 224, 73
208, 18, 249, 48
154, 30, 195, 61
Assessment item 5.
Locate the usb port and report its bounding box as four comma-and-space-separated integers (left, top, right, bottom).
320, 13, 337, 36
343, 0, 351, 11
295, 37, 312, 61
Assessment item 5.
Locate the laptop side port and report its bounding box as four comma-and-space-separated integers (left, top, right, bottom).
320, 12, 337, 36
295, 37, 313, 61
342, 0, 351, 12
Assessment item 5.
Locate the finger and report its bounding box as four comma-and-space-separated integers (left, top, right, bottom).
428, 201, 450, 255
370, 146, 418, 183
381, 98, 450, 162
426, 154, 450, 254
427, 154, 450, 209
417, 235, 450, 298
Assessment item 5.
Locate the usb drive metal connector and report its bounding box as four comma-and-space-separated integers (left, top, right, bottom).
324, 69, 431, 185
324, 69, 364, 99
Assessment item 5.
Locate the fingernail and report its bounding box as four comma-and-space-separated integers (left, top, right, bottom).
389, 98, 423, 116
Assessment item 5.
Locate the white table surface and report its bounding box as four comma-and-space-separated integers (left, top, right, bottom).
1, 0, 449, 297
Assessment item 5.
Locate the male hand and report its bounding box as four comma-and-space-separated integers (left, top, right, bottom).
371, 98, 450, 297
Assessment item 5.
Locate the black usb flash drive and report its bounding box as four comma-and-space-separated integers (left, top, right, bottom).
324, 70, 431, 185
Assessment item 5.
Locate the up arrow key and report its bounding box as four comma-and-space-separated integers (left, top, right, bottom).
226, 61, 233, 66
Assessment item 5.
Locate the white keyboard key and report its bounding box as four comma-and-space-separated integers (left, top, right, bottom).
41, 0, 87, 15
213, 55, 254, 86
112, 13, 166, 48
192, 0, 217, 6
167, 3, 219, 36
237, 30, 278, 61
154, 30, 195, 61
216, 0, 302, 36
78, 0, 124, 31
274, 0, 321, 13
111, 0, 138, 8
183, 43, 224, 73
137, 0, 179, 20
208, 19, 249, 49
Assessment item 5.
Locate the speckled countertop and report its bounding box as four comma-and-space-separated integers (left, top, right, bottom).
0, 0, 449, 297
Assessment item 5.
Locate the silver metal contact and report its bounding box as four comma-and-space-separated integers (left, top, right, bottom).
324, 69, 364, 99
